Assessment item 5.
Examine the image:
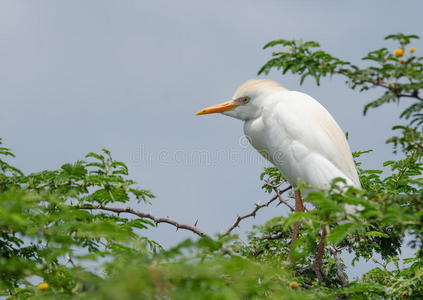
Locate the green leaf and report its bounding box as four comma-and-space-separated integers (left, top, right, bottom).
328, 223, 355, 244
365, 231, 390, 239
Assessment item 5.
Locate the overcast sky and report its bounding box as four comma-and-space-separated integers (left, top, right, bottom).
1, 0, 422, 278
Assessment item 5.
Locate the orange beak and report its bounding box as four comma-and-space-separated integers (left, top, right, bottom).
195, 99, 240, 115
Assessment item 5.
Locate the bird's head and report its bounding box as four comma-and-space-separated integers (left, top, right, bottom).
195, 79, 286, 121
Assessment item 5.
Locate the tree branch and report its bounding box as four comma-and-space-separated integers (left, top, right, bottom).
260, 232, 285, 241
76, 185, 292, 255
312, 225, 328, 284
273, 186, 295, 211
77, 203, 239, 256
328, 245, 349, 288
77, 204, 214, 240
223, 185, 292, 236
333, 69, 423, 101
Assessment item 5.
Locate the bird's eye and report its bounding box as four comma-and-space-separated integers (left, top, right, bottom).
243, 97, 249, 103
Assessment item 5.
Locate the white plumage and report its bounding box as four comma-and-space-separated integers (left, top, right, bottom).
196, 79, 361, 191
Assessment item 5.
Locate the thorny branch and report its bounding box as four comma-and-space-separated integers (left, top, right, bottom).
78, 204, 213, 239
223, 185, 292, 236
77, 184, 293, 255
76, 204, 237, 255
273, 186, 296, 211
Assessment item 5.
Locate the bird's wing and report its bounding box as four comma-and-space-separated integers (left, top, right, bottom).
267, 91, 361, 188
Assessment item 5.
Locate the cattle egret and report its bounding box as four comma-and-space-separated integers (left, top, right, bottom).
196, 79, 361, 277
195, 79, 361, 191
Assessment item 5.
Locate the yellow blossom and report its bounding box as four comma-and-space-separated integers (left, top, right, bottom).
290, 281, 299, 289
402, 290, 408, 297
394, 48, 404, 58
38, 282, 48, 291
409, 47, 416, 53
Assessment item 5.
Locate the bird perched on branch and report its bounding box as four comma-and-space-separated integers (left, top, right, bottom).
195, 79, 361, 192
195, 79, 361, 279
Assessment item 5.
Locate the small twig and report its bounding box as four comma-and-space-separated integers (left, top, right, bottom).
328, 245, 349, 287
273, 186, 295, 212
65, 253, 75, 267
334, 69, 423, 101
260, 232, 285, 241
263, 179, 282, 188
223, 185, 292, 236
279, 185, 293, 194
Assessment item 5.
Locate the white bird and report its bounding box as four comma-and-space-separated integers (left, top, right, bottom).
195, 79, 361, 191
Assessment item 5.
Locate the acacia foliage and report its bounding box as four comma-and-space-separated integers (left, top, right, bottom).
0, 142, 322, 299
1, 33, 423, 299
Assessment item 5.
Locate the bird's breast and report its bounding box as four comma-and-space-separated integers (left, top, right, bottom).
243, 117, 291, 168
243, 112, 311, 187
